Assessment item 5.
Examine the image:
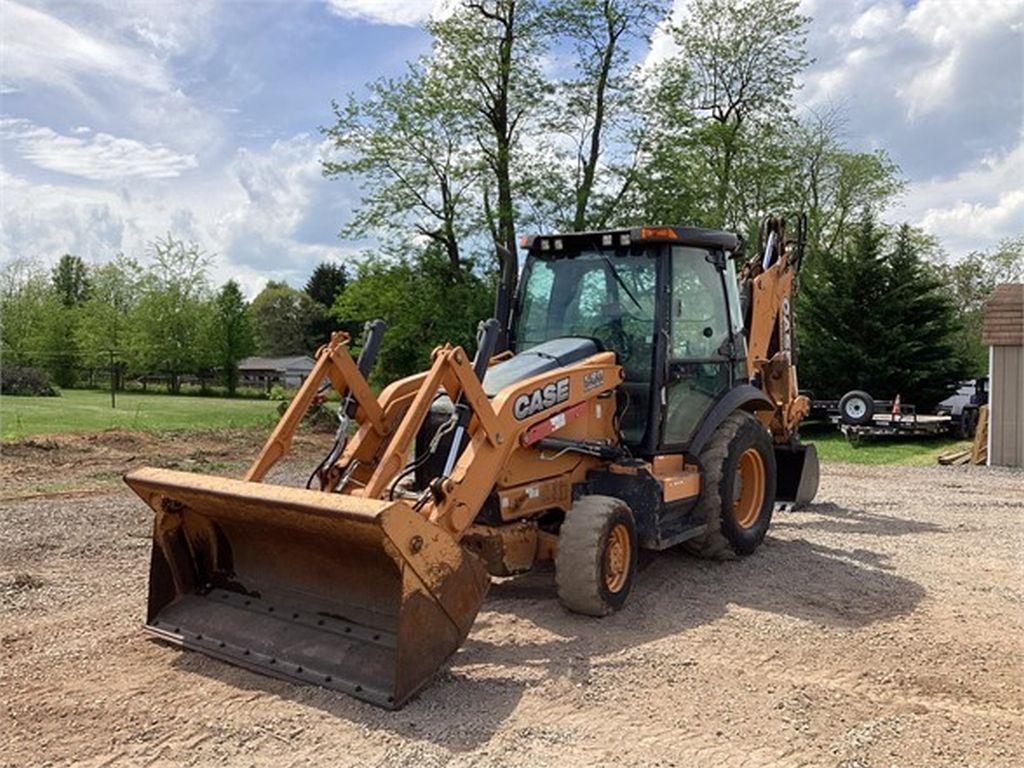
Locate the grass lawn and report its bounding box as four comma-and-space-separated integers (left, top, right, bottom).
1, 388, 280, 441
2, 390, 968, 467
803, 427, 972, 466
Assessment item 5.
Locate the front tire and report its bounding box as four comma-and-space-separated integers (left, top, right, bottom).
555, 495, 637, 616
685, 411, 777, 560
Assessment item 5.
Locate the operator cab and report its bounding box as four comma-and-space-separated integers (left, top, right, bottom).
510, 227, 747, 456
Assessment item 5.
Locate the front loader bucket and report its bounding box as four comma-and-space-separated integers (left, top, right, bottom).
123, 467, 489, 709
773, 442, 820, 508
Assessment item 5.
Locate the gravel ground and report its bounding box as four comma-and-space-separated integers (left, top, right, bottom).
0, 450, 1021, 767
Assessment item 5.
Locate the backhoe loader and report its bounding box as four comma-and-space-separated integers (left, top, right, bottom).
125, 215, 819, 708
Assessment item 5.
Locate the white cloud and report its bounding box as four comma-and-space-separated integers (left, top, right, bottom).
0, 170, 129, 261
802, 0, 1024, 125
212, 134, 361, 282
0, 1, 172, 101
0, 132, 361, 297
0, 1, 223, 151
325, 0, 444, 26
893, 139, 1024, 255
1, 119, 198, 181
649, 0, 1024, 257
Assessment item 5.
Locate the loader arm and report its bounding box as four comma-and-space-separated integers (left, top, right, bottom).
244, 331, 385, 483
345, 341, 622, 539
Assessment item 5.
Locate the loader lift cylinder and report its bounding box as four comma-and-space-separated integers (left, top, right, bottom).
316, 319, 386, 489
442, 318, 501, 476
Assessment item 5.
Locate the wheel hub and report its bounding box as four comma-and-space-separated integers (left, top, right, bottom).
603, 524, 630, 593
846, 400, 866, 418
733, 448, 766, 529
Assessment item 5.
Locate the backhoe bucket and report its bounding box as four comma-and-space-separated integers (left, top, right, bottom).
123, 467, 490, 709
773, 442, 820, 507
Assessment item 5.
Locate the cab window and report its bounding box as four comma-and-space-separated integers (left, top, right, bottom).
662, 246, 734, 446
670, 247, 730, 359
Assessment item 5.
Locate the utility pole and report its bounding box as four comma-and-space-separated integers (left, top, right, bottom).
109, 350, 116, 409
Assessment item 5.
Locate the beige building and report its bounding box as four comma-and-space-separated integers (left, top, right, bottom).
983, 284, 1023, 467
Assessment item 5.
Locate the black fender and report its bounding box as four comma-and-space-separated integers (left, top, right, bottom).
687, 384, 774, 456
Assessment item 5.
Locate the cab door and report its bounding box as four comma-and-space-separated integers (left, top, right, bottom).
659, 245, 744, 449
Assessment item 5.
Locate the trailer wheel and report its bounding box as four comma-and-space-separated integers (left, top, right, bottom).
555, 496, 637, 617
685, 411, 777, 560
839, 390, 875, 426
951, 407, 977, 440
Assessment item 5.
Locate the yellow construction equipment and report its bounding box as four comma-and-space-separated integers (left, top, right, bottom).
125, 216, 818, 708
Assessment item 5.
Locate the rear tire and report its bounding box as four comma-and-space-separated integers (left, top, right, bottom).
555, 495, 637, 616
685, 411, 777, 560
839, 390, 875, 426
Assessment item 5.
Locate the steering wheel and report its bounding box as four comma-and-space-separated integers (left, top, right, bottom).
587, 313, 646, 364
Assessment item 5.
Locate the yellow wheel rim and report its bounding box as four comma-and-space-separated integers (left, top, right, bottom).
603, 523, 631, 593
733, 448, 766, 529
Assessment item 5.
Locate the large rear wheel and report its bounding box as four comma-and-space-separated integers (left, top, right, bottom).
555, 495, 637, 616
685, 411, 777, 560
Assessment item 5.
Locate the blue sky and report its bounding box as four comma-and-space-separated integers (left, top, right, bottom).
1, 0, 1021, 296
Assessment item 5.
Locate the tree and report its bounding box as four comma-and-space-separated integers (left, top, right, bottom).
305, 261, 348, 307
528, 0, 666, 231
0, 258, 79, 387
211, 280, 256, 394
799, 215, 971, 407
251, 281, 325, 356
333, 249, 495, 385
876, 224, 970, 406
132, 235, 212, 393
1, 259, 55, 367
799, 214, 889, 400
637, 0, 810, 232
936, 235, 1024, 373
304, 261, 349, 343
76, 255, 142, 389
40, 253, 90, 385
430, 0, 549, 307
788, 108, 903, 280
51, 253, 90, 307
323, 66, 483, 272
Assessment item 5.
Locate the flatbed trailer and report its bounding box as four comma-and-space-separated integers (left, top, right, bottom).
835, 408, 952, 443
810, 384, 982, 443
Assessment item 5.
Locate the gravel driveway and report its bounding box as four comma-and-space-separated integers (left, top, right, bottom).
1, 456, 1021, 767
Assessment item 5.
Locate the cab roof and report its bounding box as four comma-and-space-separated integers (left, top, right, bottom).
519, 226, 739, 254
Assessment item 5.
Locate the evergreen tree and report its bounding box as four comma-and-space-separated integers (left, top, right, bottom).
51, 254, 90, 307
304, 262, 348, 343
874, 224, 970, 407
47, 253, 89, 386
212, 280, 256, 395
799, 213, 890, 400
799, 216, 970, 407
305, 262, 348, 308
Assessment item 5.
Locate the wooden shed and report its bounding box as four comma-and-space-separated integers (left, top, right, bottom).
983, 283, 1024, 467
